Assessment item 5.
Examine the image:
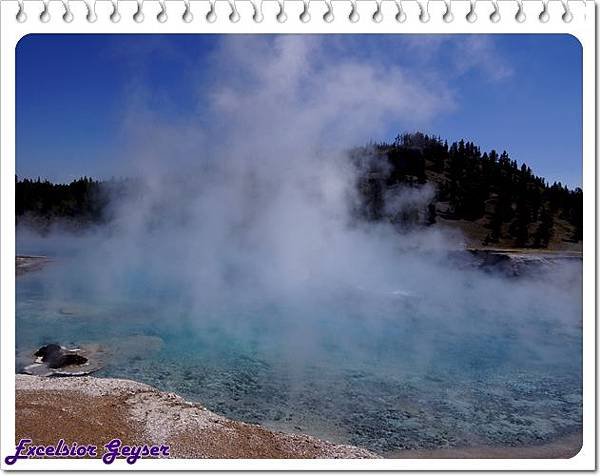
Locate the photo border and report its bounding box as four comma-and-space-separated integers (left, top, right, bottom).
0, 0, 595, 470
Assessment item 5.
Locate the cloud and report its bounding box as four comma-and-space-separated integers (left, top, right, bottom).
393, 34, 513, 82
452, 35, 513, 81
108, 35, 512, 169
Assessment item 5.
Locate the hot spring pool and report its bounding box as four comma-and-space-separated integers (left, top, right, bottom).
16, 252, 582, 455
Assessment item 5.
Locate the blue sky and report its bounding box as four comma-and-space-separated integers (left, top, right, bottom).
16, 34, 582, 188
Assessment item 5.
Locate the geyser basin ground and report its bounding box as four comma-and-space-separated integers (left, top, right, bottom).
16, 252, 582, 456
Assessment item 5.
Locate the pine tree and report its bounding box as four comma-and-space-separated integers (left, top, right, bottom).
533, 206, 554, 248
426, 202, 437, 225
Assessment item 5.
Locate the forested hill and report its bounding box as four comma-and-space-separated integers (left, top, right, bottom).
353, 133, 582, 250
16, 176, 130, 231
16, 133, 582, 250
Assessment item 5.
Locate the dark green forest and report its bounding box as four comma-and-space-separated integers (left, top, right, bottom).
16, 176, 129, 231
353, 133, 582, 249
16, 133, 583, 249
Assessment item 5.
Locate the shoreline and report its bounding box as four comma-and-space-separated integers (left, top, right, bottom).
16, 374, 378, 459
16, 255, 53, 276
16, 374, 582, 460
14, 256, 582, 459
466, 247, 582, 260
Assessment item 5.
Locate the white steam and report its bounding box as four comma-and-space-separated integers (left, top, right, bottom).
18, 35, 581, 376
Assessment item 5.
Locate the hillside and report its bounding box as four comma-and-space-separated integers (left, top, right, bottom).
352, 133, 582, 251
16, 133, 582, 251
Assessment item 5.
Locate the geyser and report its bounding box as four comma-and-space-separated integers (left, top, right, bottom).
16, 35, 582, 455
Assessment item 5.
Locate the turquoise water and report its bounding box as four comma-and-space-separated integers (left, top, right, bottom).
16, 252, 582, 454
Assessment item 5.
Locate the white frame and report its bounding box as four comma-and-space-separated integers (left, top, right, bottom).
0, 0, 595, 470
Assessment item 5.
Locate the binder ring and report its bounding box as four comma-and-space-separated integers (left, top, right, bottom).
40, 0, 51, 22
183, 0, 193, 21
276, 0, 287, 22
323, 0, 334, 22
300, 0, 311, 23
206, 0, 217, 22
349, 0, 359, 22
16, 0, 27, 22
539, 0, 550, 21
86, 0, 98, 22
395, 0, 407, 22
157, 0, 168, 22
466, 0, 477, 22
62, 0, 74, 22
490, 0, 501, 22
372, 0, 383, 22
229, 0, 240, 22
133, 0, 145, 21
110, 0, 121, 22
252, 0, 264, 22
13, 0, 583, 24
561, 0, 573, 22
417, 0, 430, 22
515, 0, 526, 22
442, 0, 454, 23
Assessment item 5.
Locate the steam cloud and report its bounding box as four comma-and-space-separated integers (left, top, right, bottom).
18, 35, 581, 383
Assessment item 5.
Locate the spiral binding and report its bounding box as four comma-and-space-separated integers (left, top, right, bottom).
13, 0, 576, 24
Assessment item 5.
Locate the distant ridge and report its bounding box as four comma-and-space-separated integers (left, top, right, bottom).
16, 133, 582, 250
352, 132, 582, 250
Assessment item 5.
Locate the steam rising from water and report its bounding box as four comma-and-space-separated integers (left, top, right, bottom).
32, 35, 464, 307
17, 36, 582, 452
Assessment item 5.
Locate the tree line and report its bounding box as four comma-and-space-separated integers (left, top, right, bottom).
353, 132, 582, 248
16, 132, 583, 248
15, 176, 132, 231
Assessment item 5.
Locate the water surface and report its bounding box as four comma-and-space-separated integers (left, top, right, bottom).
16, 249, 582, 455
